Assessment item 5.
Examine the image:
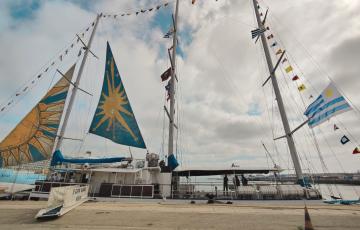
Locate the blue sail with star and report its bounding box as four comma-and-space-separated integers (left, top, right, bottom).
89, 42, 146, 149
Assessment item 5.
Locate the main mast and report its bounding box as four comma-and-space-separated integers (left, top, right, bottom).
252, 0, 304, 184
168, 0, 179, 165
55, 14, 101, 150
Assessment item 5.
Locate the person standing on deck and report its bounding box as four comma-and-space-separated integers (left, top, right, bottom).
233, 175, 241, 197
223, 174, 229, 195
234, 175, 240, 188
241, 174, 248, 186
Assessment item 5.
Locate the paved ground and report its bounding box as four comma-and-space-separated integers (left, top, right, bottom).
0, 200, 359, 229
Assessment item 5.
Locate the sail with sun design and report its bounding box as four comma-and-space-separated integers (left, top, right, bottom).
89, 42, 146, 149
0, 65, 76, 167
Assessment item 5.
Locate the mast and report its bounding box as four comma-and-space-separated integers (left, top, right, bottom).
252, 0, 304, 183
55, 14, 101, 150
168, 0, 179, 160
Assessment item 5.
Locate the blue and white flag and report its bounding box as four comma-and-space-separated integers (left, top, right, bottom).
251, 27, 266, 39
304, 82, 352, 128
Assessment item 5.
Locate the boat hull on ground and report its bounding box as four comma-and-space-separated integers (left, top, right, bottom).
324, 199, 360, 205
0, 182, 34, 199
35, 185, 89, 219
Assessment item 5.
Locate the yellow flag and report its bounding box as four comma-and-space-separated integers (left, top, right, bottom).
298, 84, 306, 92
285, 66, 293, 73
275, 49, 283, 55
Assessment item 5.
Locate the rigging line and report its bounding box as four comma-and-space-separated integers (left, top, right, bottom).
310, 128, 340, 198
209, 46, 275, 150
266, 18, 356, 151
264, 5, 360, 119
318, 126, 360, 198
266, 3, 360, 173
268, 21, 352, 146
176, 72, 183, 165
261, 82, 285, 166
184, 3, 276, 157
0, 66, 59, 119
78, 19, 105, 154
264, 67, 288, 169
174, 47, 179, 160
328, 77, 360, 118
0, 18, 95, 111
101, 0, 175, 16
161, 91, 167, 159
334, 119, 360, 147
75, 62, 95, 155
267, 47, 311, 173
177, 76, 189, 167
267, 27, 336, 177
257, 37, 285, 168
175, 89, 179, 159
276, 57, 332, 184
175, 50, 186, 166
268, 18, 360, 186
327, 80, 360, 146
253, 8, 294, 172
274, 58, 316, 172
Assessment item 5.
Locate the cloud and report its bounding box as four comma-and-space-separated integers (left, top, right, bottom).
0, 0, 360, 174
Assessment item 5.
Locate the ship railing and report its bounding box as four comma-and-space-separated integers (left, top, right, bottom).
33, 180, 88, 193
174, 181, 310, 200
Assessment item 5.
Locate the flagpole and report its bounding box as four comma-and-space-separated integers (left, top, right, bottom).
252, 0, 305, 184
168, 0, 179, 163
55, 14, 101, 151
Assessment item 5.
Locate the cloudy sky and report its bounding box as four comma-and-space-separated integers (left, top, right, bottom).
0, 0, 360, 174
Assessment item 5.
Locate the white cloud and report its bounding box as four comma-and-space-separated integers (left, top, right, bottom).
1, 0, 360, 174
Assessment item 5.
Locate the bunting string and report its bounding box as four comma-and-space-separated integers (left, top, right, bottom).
100, 2, 171, 19
260, 11, 308, 95
0, 19, 96, 114
100, 0, 222, 21
258, 4, 360, 156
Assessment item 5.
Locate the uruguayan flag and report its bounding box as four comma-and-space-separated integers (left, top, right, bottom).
304, 83, 352, 128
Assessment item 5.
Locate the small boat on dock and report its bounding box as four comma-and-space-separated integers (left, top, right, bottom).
35, 184, 89, 219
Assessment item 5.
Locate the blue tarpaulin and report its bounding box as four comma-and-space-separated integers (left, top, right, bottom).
50, 150, 126, 166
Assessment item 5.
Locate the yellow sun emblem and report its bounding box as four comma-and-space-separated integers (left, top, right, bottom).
92, 58, 138, 141
325, 88, 334, 98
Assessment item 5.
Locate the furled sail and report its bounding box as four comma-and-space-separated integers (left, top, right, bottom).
89, 42, 146, 149
0, 65, 76, 167
50, 150, 126, 166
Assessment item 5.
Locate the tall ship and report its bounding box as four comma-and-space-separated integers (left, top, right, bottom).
1, 0, 359, 203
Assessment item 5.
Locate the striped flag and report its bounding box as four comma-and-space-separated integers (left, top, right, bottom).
251, 27, 266, 39
304, 82, 352, 128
